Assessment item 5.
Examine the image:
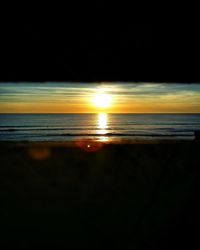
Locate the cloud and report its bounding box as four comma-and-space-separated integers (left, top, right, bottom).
0, 83, 199, 113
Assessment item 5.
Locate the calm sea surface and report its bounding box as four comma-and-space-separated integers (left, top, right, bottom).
0, 113, 200, 141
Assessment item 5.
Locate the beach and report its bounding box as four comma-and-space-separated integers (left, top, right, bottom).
0, 140, 199, 249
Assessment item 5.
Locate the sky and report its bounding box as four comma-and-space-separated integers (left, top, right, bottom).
0, 83, 200, 113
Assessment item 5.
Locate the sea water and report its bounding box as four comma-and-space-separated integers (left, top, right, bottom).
0, 113, 200, 141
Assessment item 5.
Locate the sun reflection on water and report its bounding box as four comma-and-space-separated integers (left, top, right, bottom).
98, 113, 107, 129
99, 136, 109, 142
97, 113, 109, 141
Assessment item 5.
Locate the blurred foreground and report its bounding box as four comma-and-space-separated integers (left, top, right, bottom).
0, 140, 200, 249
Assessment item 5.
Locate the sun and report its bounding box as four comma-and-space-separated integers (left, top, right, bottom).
92, 93, 112, 108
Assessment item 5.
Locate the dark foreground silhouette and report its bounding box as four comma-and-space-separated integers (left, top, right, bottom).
0, 140, 199, 249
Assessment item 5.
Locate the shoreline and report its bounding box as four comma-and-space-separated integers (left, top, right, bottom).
0, 138, 199, 147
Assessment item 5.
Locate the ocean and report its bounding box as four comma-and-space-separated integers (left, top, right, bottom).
0, 113, 200, 142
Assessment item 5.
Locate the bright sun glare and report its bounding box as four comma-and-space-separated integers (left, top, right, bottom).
92, 93, 112, 108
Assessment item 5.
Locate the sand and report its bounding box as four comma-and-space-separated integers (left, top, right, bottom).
0, 140, 199, 249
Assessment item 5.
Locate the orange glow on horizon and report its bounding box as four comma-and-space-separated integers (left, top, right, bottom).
0, 83, 199, 113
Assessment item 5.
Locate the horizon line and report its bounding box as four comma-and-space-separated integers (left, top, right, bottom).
0, 112, 200, 114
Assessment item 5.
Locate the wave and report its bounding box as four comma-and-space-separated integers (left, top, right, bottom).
0, 127, 197, 133
0, 132, 194, 137
59, 133, 194, 137
1, 122, 200, 129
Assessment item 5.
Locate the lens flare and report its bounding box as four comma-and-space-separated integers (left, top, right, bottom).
28, 147, 51, 160
75, 139, 103, 152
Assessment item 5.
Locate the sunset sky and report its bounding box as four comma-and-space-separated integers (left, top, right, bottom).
0, 83, 200, 113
